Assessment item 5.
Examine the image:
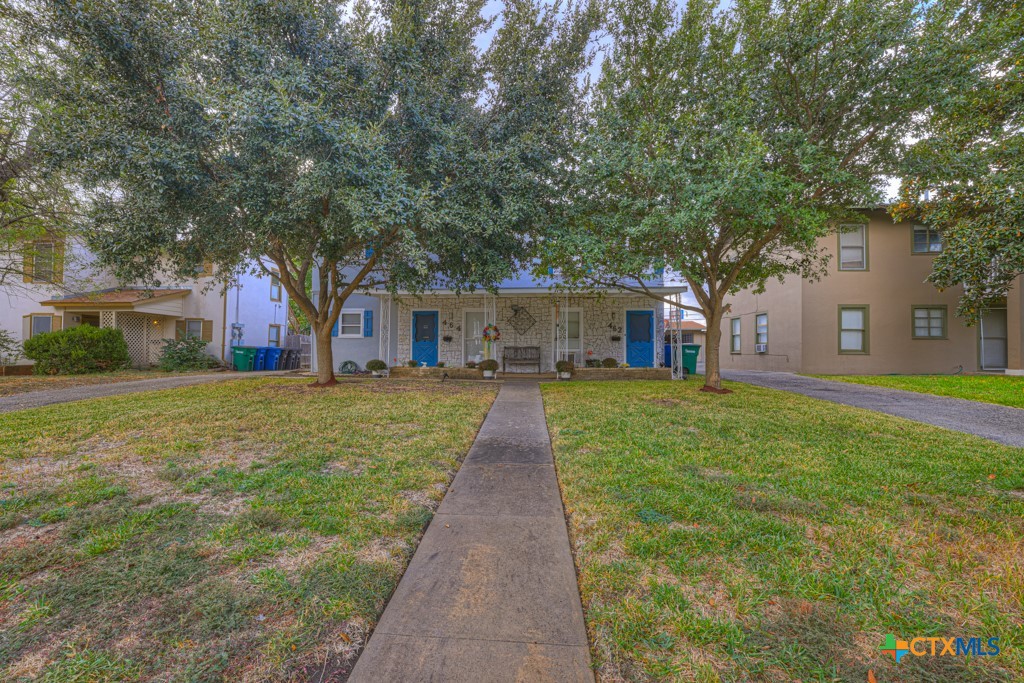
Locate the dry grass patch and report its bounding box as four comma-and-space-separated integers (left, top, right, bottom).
0, 377, 495, 681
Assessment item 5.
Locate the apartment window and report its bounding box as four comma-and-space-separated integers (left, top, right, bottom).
912, 306, 946, 339
755, 313, 768, 347
335, 310, 363, 338
195, 261, 214, 277
730, 318, 741, 353
681, 332, 694, 344
268, 324, 282, 347
30, 314, 52, 338
912, 225, 942, 254
270, 271, 282, 302
838, 306, 868, 354
185, 319, 204, 339
838, 224, 867, 270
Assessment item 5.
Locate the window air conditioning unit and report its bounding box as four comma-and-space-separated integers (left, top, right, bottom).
755, 344, 768, 353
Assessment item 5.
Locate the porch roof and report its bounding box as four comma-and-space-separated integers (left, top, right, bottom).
40, 288, 191, 310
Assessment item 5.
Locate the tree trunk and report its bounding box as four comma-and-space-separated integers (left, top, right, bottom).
702, 308, 725, 392
313, 322, 337, 386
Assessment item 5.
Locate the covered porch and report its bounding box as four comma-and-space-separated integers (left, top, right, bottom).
375, 291, 670, 373
40, 288, 194, 368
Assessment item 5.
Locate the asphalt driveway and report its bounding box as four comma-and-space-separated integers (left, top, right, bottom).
722, 370, 1024, 448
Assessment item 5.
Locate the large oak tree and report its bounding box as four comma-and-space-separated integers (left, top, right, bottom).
547, 0, 930, 390
14, 0, 597, 383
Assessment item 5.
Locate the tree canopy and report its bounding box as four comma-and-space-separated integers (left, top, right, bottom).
894, 0, 1024, 322
14, 0, 598, 382
545, 0, 931, 389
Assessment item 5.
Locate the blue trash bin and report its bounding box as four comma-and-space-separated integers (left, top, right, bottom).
253, 347, 268, 371
264, 347, 283, 371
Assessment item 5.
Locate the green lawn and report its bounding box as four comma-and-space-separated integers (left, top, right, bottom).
813, 374, 1024, 410
0, 378, 495, 681
543, 380, 1024, 682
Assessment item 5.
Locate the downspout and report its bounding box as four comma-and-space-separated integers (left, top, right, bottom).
221, 281, 228, 362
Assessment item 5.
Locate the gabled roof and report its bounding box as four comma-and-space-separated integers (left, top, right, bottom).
41, 288, 191, 307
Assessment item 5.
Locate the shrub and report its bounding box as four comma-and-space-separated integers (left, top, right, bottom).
23, 326, 131, 375
601, 357, 618, 368
555, 360, 574, 374
158, 337, 220, 372
465, 360, 477, 369
365, 359, 388, 372
478, 359, 499, 372
436, 361, 445, 368
0, 329, 22, 367
407, 359, 419, 367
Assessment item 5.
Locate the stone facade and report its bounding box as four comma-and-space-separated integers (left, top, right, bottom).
393, 293, 663, 372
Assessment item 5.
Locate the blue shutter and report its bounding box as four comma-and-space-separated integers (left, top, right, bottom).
365, 247, 374, 259
331, 320, 338, 337
363, 310, 373, 337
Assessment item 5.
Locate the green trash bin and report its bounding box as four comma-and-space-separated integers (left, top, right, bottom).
680, 344, 701, 376
232, 346, 258, 372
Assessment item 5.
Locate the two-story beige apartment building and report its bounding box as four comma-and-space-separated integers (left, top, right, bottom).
720, 209, 1023, 375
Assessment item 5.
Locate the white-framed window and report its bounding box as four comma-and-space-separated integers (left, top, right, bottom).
730, 318, 741, 353
30, 314, 53, 338
336, 309, 364, 338
839, 306, 868, 354
838, 224, 867, 270
755, 313, 768, 346
268, 324, 282, 347
681, 332, 694, 344
31, 242, 55, 283
270, 271, 282, 302
912, 306, 946, 339
912, 225, 942, 254
185, 319, 204, 340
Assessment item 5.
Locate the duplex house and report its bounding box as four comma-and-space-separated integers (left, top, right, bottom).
720, 209, 1024, 375
313, 268, 685, 374
3, 237, 288, 368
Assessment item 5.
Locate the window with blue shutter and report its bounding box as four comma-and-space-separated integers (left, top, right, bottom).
364, 310, 373, 337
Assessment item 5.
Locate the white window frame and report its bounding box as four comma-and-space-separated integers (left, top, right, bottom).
839, 306, 869, 354
552, 307, 583, 365
185, 319, 204, 340
838, 224, 868, 271
337, 308, 364, 338
29, 314, 53, 338
730, 317, 741, 353
755, 313, 768, 347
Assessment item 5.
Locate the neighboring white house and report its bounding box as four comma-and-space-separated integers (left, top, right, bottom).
2, 236, 288, 368
311, 265, 686, 374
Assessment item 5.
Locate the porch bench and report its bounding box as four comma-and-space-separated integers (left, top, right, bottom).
502, 345, 541, 373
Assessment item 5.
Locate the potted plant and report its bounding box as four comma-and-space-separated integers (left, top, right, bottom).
407, 359, 418, 367
479, 358, 499, 379
555, 360, 574, 380
466, 360, 477, 369
366, 359, 387, 377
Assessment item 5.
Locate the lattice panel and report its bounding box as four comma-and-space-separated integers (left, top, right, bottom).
100, 311, 115, 328
117, 313, 149, 368
148, 318, 164, 364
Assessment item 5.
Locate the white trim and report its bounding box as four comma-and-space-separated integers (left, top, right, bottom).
336, 308, 365, 338
462, 308, 486, 366
551, 306, 583, 367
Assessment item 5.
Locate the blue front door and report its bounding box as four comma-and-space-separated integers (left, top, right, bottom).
626, 310, 654, 367
412, 311, 439, 366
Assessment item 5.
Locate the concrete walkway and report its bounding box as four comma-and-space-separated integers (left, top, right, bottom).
723, 370, 1024, 448
349, 380, 592, 682
0, 371, 287, 414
